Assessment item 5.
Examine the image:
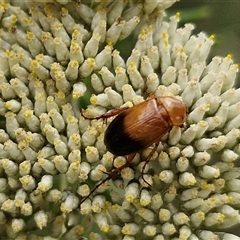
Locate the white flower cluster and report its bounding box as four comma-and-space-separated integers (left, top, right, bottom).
0, 0, 239, 239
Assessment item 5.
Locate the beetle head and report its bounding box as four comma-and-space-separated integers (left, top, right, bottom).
160, 97, 187, 127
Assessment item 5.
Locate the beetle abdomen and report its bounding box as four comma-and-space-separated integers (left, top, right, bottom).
104, 98, 173, 155
104, 111, 146, 155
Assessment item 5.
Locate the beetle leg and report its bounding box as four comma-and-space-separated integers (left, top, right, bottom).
144, 88, 156, 99
80, 107, 129, 120
141, 142, 159, 187
79, 155, 134, 205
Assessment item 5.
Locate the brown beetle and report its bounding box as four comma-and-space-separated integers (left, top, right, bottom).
104, 96, 187, 156
80, 96, 187, 204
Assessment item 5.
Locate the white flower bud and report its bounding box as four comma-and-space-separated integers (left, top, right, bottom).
5, 111, 20, 139
121, 167, 134, 181
140, 55, 154, 77
222, 167, 240, 181
55, 70, 71, 94
91, 73, 104, 93
0, 144, 8, 158
100, 152, 114, 170
66, 115, 79, 136
112, 50, 125, 69
53, 155, 69, 173
127, 62, 144, 89
146, 73, 159, 93
138, 207, 155, 222
80, 198, 92, 215
125, 182, 140, 203
10, 78, 29, 97
150, 193, 163, 211
0, 129, 9, 143
181, 145, 194, 158
92, 195, 106, 213
176, 157, 189, 172
173, 212, 190, 225
195, 136, 226, 152
147, 45, 159, 70
61, 193, 79, 214
72, 82, 86, 99
97, 66, 114, 87
95, 212, 110, 233
4, 139, 25, 162
68, 133, 81, 151
19, 175, 36, 191
1, 158, 18, 177
37, 175, 53, 192
66, 161, 80, 184
53, 138, 69, 158
79, 57, 95, 77
5, 99, 21, 112
82, 126, 98, 147
30, 60, 49, 80
168, 146, 181, 160
26, 28, 43, 53
158, 151, 171, 168
90, 164, 106, 182
142, 224, 157, 237
168, 126, 181, 146
34, 92, 47, 117
114, 66, 128, 92
121, 223, 139, 236
179, 172, 196, 186
67, 150, 81, 164
77, 184, 90, 198
34, 210, 48, 229
24, 110, 40, 132
192, 151, 211, 166
126, 49, 141, 69
159, 208, 171, 222
19, 160, 31, 176
139, 174, 153, 188
183, 198, 204, 210
0, 82, 16, 100
84, 32, 101, 58
199, 165, 220, 179
159, 170, 174, 183
18, 140, 38, 162
106, 18, 125, 44
43, 124, 61, 145
53, 37, 69, 63
0, 179, 8, 193
89, 232, 103, 240
11, 218, 25, 233
48, 108, 65, 132
204, 212, 225, 227
221, 149, 238, 162
79, 162, 91, 181
161, 222, 176, 236
90, 93, 110, 107
1, 199, 17, 213
161, 66, 176, 86
8, 177, 20, 190
122, 84, 136, 103
20, 202, 32, 216
38, 157, 56, 174
45, 189, 62, 203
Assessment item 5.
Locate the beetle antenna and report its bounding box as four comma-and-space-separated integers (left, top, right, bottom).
80, 107, 129, 121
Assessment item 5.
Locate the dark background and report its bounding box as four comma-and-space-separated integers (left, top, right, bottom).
172, 0, 240, 86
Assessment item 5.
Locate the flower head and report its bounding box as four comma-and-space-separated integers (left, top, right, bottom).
0, 0, 240, 239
